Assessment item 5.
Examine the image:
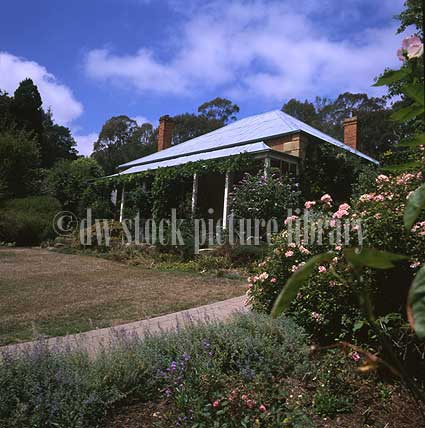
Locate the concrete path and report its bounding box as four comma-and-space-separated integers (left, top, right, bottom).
1, 296, 247, 358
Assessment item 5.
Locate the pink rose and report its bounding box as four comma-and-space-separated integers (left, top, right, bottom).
259, 272, 269, 281
398, 35, 424, 61
351, 352, 361, 362
338, 203, 350, 211
332, 209, 349, 219
270, 277, 277, 283
304, 200, 316, 209
320, 194, 333, 204
376, 174, 389, 184
318, 266, 327, 273
246, 399, 256, 409
259, 404, 267, 413
397, 47, 405, 61
284, 215, 299, 225
299, 245, 310, 255
285, 250, 294, 257
213, 400, 220, 408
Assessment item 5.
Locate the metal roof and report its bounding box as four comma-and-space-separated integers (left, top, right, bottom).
118, 141, 274, 175
119, 110, 378, 169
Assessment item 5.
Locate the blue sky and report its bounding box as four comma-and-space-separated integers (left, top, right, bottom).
0, 0, 407, 155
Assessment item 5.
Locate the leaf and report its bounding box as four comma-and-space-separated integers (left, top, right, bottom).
373, 69, 408, 86
408, 265, 425, 339
404, 184, 425, 231
404, 84, 425, 106
344, 248, 407, 270
353, 319, 368, 332
397, 133, 425, 148
381, 161, 422, 173
271, 252, 333, 318
390, 103, 425, 122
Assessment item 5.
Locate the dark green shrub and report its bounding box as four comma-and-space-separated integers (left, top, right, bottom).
227, 244, 270, 266
0, 128, 40, 198
0, 196, 61, 245
230, 170, 300, 228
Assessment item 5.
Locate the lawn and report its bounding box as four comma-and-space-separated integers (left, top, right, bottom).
0, 248, 245, 345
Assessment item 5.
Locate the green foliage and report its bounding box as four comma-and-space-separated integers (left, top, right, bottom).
197, 97, 240, 123
409, 265, 425, 339
282, 92, 399, 160
230, 170, 301, 227
10, 78, 43, 144
41, 110, 78, 168
404, 183, 425, 230
343, 248, 408, 270
0, 313, 312, 428
351, 165, 379, 197
312, 351, 354, 417
272, 253, 333, 318
248, 171, 425, 344
0, 196, 61, 245
396, 0, 424, 36
0, 78, 80, 200
300, 143, 374, 203
0, 128, 40, 198
92, 116, 156, 175
171, 112, 223, 146
78, 179, 115, 219
172, 97, 239, 146
46, 157, 104, 214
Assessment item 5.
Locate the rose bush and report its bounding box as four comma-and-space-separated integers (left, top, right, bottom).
247, 169, 425, 344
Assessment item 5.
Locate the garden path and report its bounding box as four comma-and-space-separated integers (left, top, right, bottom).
1, 296, 247, 358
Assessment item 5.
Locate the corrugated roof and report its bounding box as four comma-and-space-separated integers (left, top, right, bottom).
118, 141, 273, 175
119, 110, 378, 169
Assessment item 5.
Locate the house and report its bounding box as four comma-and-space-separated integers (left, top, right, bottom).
115, 110, 378, 223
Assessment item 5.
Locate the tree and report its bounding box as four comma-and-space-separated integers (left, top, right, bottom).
92, 115, 156, 174
11, 79, 44, 144
0, 91, 13, 129
171, 113, 223, 146
396, 0, 424, 37
46, 157, 104, 213
197, 97, 240, 123
281, 92, 398, 159
41, 110, 78, 167
172, 98, 240, 146
281, 99, 319, 126
0, 128, 40, 198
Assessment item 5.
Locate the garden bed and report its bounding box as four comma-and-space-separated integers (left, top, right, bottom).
0, 313, 422, 427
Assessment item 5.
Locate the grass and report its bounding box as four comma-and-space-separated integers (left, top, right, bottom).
0, 248, 246, 346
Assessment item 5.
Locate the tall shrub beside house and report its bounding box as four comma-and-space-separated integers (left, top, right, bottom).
230, 170, 301, 228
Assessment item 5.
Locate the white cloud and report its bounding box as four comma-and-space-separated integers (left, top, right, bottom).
0, 52, 83, 125
85, 49, 187, 95
84, 0, 404, 101
132, 115, 151, 126
74, 132, 98, 156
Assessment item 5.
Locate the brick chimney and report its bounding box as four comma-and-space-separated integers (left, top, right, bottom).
343, 116, 358, 150
158, 115, 174, 151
